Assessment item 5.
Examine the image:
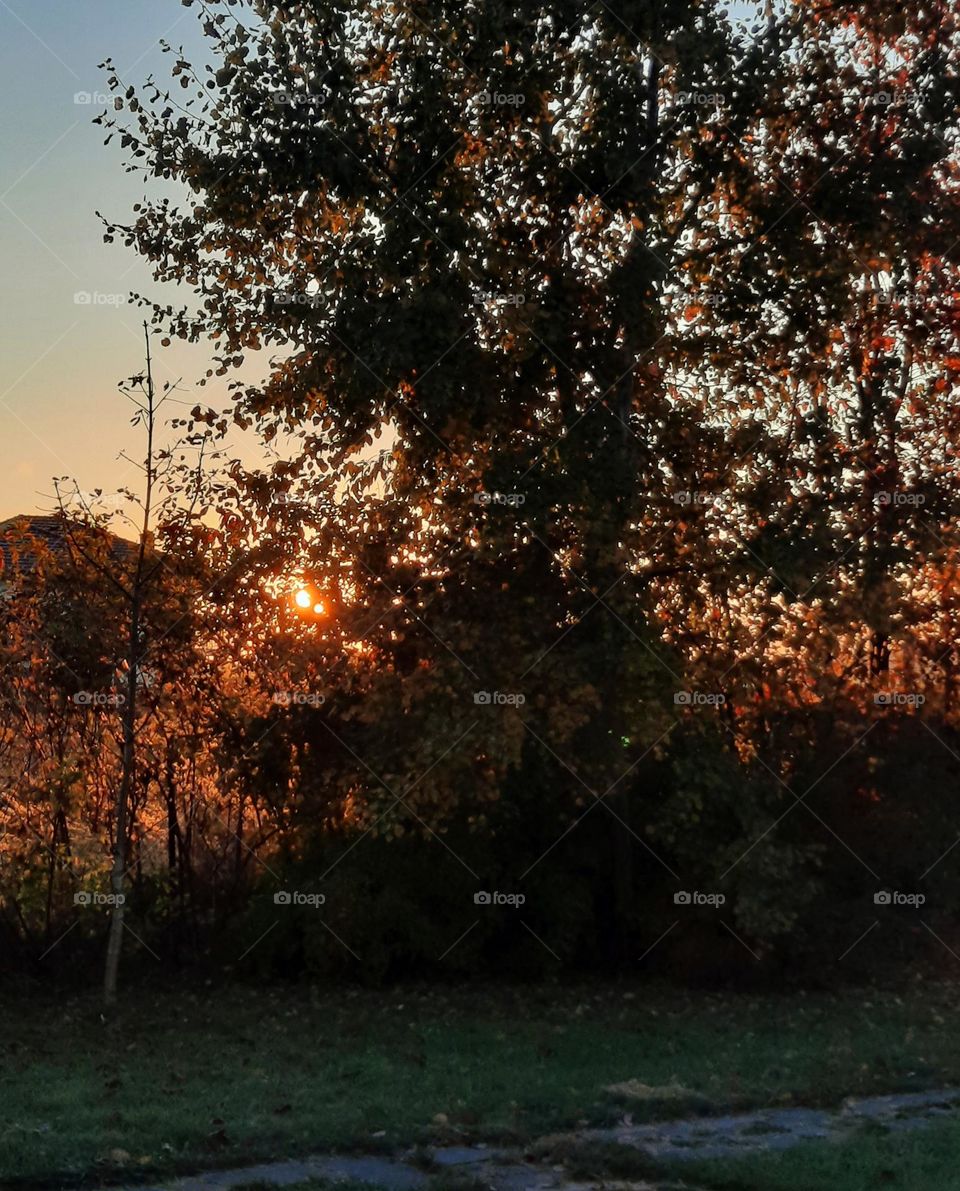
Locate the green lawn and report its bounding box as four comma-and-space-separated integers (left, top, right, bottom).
3, 978, 960, 1188
534, 1122, 960, 1191
681, 1118, 960, 1190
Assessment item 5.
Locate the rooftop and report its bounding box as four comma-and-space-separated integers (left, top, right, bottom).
0, 513, 135, 583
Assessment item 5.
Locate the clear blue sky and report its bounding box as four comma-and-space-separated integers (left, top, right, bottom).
0, 0, 759, 520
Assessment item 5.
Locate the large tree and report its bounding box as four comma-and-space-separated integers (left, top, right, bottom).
96, 0, 960, 965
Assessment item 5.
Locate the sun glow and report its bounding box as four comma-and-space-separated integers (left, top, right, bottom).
290, 582, 332, 621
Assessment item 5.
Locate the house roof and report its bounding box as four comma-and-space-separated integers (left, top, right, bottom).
0, 514, 136, 583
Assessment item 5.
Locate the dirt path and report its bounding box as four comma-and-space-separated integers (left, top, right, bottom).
126, 1087, 960, 1190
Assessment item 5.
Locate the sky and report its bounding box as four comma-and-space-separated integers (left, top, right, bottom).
0, 0, 759, 522
0, 0, 215, 521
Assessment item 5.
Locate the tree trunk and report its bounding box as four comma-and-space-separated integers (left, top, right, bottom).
103, 322, 155, 1006
103, 605, 139, 1005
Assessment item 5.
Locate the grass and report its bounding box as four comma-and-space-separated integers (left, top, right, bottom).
3, 977, 960, 1188
536, 1123, 960, 1191
679, 1118, 960, 1190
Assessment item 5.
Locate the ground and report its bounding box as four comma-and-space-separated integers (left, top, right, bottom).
4, 978, 960, 1189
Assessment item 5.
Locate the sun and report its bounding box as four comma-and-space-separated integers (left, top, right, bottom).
291, 583, 330, 620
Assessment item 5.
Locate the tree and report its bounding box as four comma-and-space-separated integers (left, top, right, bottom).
94, 0, 960, 971
97, 0, 786, 944
47, 325, 226, 1001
